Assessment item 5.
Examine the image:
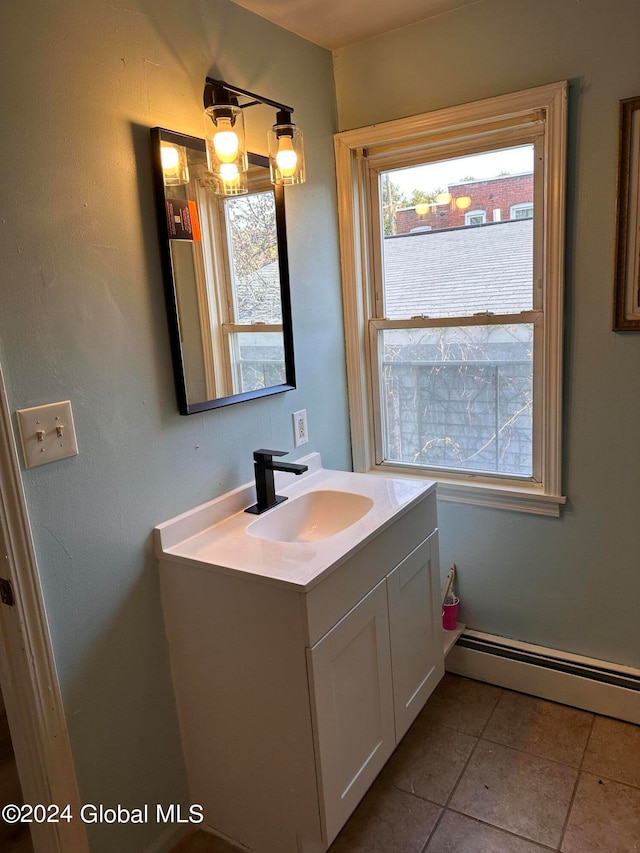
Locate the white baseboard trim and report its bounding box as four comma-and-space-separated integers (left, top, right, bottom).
446, 630, 640, 725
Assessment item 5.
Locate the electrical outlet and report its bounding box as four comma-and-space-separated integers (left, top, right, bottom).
292, 409, 308, 448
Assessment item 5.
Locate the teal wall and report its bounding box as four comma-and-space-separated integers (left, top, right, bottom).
0, 1, 349, 850
334, 0, 640, 666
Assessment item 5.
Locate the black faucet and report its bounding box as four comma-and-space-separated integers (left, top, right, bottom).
245, 449, 308, 515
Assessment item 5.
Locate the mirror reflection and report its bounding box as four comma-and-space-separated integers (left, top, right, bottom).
151, 128, 295, 413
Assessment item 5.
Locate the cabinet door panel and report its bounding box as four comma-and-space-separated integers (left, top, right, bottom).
387, 534, 445, 740
307, 579, 395, 845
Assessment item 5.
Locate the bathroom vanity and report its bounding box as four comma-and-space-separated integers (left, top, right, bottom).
155, 454, 444, 852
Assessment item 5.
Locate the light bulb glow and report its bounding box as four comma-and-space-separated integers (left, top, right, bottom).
160, 143, 189, 185
219, 163, 239, 184
161, 145, 180, 170
455, 196, 472, 210
213, 117, 239, 163
276, 136, 298, 177
436, 192, 452, 205
415, 203, 430, 216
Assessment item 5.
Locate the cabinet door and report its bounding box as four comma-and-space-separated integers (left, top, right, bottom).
306, 579, 395, 846
387, 533, 445, 741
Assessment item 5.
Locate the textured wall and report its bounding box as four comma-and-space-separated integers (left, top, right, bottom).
334, 0, 640, 666
0, 1, 349, 850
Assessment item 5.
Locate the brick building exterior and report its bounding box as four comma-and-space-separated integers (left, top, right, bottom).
395, 172, 533, 234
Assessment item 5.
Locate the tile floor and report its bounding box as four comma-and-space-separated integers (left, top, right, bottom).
173, 674, 640, 853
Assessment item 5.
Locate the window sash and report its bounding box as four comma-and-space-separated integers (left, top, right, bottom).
369, 314, 542, 482
368, 132, 544, 320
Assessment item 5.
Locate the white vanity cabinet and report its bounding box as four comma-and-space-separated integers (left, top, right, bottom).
307, 531, 442, 844
157, 467, 443, 853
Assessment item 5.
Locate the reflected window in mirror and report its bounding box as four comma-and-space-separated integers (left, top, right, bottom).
151, 128, 295, 414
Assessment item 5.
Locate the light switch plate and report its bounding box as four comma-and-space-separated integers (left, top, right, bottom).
16, 401, 79, 469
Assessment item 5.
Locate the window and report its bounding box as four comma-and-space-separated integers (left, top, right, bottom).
464, 210, 487, 226
194, 164, 286, 397
511, 202, 534, 220
219, 190, 285, 393
334, 83, 567, 515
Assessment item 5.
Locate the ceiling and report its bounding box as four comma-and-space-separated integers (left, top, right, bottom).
229, 0, 484, 50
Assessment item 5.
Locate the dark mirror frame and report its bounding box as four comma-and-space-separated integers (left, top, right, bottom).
150, 127, 296, 414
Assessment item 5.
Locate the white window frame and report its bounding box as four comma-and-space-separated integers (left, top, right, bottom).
464, 209, 487, 225
511, 202, 534, 219
334, 82, 567, 516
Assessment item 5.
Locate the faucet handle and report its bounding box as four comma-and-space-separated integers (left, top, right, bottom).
253, 448, 288, 462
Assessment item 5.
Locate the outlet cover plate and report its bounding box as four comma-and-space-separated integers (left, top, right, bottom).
292, 409, 309, 448
16, 401, 79, 469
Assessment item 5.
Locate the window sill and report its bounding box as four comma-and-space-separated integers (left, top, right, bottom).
368, 464, 566, 516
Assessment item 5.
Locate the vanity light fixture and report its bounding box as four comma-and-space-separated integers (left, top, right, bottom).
203, 77, 305, 195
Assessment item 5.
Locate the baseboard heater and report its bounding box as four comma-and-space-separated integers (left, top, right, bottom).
456, 633, 640, 692
447, 630, 640, 724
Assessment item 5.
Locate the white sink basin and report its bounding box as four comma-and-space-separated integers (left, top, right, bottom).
155, 453, 436, 590
248, 489, 374, 543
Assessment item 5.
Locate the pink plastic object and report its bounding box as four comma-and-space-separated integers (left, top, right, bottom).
442, 598, 460, 631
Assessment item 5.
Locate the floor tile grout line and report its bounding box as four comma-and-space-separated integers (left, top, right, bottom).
556, 712, 597, 851
415, 718, 597, 774
419, 685, 505, 852
477, 730, 592, 770
444, 805, 558, 851
417, 728, 483, 850
577, 767, 640, 791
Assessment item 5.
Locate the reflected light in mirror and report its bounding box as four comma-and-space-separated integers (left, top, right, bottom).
161, 143, 189, 186
218, 163, 248, 196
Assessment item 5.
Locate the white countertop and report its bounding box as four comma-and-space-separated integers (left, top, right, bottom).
154, 453, 436, 591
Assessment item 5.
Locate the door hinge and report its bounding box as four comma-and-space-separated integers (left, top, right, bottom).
0, 578, 15, 607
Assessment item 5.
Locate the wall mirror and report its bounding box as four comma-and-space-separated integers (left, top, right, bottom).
151, 127, 295, 413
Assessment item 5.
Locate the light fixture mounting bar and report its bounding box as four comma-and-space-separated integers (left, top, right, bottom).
205, 77, 294, 115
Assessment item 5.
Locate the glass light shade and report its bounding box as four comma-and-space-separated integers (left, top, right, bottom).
268, 123, 305, 186
204, 104, 248, 176
160, 142, 189, 185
